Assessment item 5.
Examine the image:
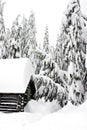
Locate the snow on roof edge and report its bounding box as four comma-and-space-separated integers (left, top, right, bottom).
0, 58, 35, 93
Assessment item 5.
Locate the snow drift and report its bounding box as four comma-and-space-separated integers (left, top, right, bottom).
0, 100, 87, 130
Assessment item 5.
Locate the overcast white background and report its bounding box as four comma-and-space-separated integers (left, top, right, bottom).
3, 0, 87, 46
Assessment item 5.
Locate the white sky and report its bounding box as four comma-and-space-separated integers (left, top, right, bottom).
3, 0, 87, 46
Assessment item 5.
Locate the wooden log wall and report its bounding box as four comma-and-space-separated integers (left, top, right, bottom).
0, 93, 25, 113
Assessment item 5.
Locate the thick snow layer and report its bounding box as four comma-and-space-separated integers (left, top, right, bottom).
0, 58, 35, 93
25, 99, 61, 114
0, 100, 87, 130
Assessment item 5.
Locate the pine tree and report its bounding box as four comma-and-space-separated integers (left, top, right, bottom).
61, 0, 86, 105
28, 11, 37, 50
2, 28, 11, 58
49, 45, 55, 61
0, 0, 5, 41
55, 34, 64, 69
43, 25, 49, 54
21, 16, 28, 57
9, 15, 21, 58
23, 11, 37, 57
0, 0, 5, 58
60, 0, 86, 73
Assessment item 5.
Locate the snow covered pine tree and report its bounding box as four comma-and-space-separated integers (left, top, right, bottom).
9, 15, 21, 58
59, 0, 86, 105
23, 11, 37, 57
0, 0, 5, 59
43, 25, 49, 54
21, 16, 28, 57
32, 55, 68, 108
55, 34, 64, 69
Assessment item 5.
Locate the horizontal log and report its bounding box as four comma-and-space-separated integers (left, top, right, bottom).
0, 108, 19, 113
0, 94, 24, 99
0, 107, 17, 111
0, 107, 16, 110
0, 104, 24, 112
0, 97, 24, 102
0, 96, 18, 100
0, 103, 17, 106
0, 93, 24, 96
0, 101, 24, 107
0, 99, 18, 104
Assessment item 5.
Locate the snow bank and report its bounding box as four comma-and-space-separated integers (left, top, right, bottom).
0, 100, 87, 130
0, 58, 35, 93
25, 99, 60, 114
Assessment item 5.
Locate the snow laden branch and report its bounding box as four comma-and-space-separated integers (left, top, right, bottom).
32, 74, 68, 107
31, 56, 69, 107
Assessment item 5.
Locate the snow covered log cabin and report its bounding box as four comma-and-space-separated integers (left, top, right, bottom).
0, 58, 35, 112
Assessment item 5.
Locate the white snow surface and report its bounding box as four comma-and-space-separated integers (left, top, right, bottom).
25, 99, 60, 114
0, 58, 35, 93
0, 100, 87, 130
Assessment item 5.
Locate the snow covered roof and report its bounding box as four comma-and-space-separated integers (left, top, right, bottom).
0, 58, 35, 93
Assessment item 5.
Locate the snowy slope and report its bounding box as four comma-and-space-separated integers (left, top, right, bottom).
0, 58, 35, 93
0, 100, 87, 130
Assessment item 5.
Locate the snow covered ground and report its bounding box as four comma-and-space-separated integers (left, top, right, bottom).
0, 100, 87, 130
25, 99, 61, 114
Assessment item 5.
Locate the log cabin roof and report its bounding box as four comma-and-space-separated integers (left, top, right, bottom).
0, 58, 35, 93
